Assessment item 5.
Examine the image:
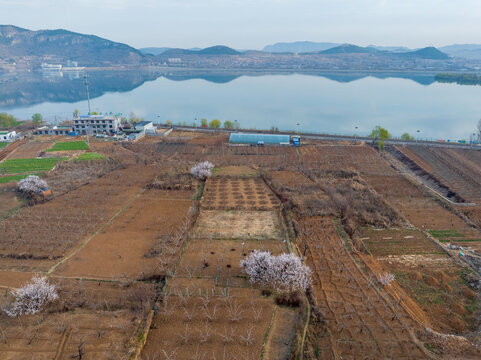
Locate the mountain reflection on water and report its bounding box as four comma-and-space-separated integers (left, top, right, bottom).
0, 69, 437, 109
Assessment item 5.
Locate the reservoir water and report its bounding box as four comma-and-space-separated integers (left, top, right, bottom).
1, 69, 480, 140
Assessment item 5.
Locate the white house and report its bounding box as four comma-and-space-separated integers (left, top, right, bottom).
134, 121, 155, 133
0, 130, 16, 142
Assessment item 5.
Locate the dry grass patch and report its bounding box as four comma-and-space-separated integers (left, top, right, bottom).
195, 210, 284, 240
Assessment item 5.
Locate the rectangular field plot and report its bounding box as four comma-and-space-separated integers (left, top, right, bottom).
0, 157, 66, 174
202, 177, 280, 211
55, 189, 194, 280
195, 210, 284, 240
47, 141, 89, 152
0, 165, 160, 270
300, 145, 394, 176
176, 238, 287, 278
6, 141, 54, 159
141, 287, 274, 360
361, 228, 444, 256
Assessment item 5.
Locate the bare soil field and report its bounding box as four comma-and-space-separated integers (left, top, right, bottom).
177, 238, 287, 278
55, 189, 194, 280
403, 146, 481, 202
2, 135, 480, 359
202, 177, 280, 210
195, 210, 284, 240
300, 144, 393, 176
212, 165, 257, 177
142, 288, 274, 360
297, 217, 429, 359
0, 279, 156, 360
0, 139, 27, 162
0, 164, 159, 270
6, 141, 53, 159
0, 184, 22, 219
360, 228, 445, 256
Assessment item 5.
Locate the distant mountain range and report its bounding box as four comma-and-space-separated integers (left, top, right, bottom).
263, 41, 481, 59
0, 25, 148, 66
2, 25, 481, 72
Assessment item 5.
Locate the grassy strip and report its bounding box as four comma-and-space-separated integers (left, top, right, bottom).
0, 158, 67, 174
47, 141, 89, 151
439, 238, 481, 243
0, 174, 40, 183
0, 142, 9, 149
428, 229, 465, 238
75, 152, 106, 161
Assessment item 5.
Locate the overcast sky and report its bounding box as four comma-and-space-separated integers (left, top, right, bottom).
1, 0, 480, 49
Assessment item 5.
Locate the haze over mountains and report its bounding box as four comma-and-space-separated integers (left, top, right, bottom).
1, 25, 481, 72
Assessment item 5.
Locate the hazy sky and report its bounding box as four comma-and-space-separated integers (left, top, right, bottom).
1, 0, 480, 49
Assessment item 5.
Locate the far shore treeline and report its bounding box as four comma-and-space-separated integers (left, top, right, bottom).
435, 73, 481, 86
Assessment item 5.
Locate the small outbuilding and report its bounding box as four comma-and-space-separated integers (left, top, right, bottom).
0, 130, 16, 142
135, 121, 155, 133
229, 133, 291, 145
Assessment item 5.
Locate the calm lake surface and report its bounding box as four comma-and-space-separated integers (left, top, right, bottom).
1, 69, 480, 140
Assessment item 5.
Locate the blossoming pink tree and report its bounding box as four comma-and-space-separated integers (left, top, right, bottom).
18, 175, 49, 196
190, 161, 215, 179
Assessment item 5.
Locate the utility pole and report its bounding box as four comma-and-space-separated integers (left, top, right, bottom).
84, 74, 91, 115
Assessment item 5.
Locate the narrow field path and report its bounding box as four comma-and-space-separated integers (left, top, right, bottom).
298, 217, 430, 359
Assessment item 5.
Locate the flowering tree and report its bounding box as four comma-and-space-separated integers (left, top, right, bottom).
271, 253, 312, 293
4, 276, 58, 317
190, 161, 214, 179
240, 250, 275, 287
241, 251, 311, 293
18, 175, 48, 196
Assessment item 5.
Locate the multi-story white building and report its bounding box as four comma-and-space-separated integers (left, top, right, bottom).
73, 114, 121, 135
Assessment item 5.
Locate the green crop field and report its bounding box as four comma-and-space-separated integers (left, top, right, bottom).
75, 152, 106, 161
47, 141, 89, 151
0, 174, 40, 184
0, 158, 66, 174
0, 142, 9, 149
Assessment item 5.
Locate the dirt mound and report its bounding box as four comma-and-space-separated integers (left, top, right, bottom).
424, 275, 439, 286
410, 271, 423, 281
450, 302, 467, 315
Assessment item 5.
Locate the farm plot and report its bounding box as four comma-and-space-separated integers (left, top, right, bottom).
0, 279, 155, 360
195, 210, 284, 240
0, 157, 67, 174
404, 146, 481, 202
0, 164, 159, 271
0, 139, 27, 161
6, 141, 54, 159
54, 189, 194, 280
361, 229, 480, 335
177, 238, 287, 278
0, 183, 23, 219
300, 145, 393, 176
47, 141, 89, 152
142, 286, 275, 360
297, 217, 428, 359
202, 177, 280, 211
365, 174, 476, 231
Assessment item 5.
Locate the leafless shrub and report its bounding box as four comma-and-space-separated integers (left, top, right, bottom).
239, 325, 255, 346
226, 300, 244, 322
379, 273, 395, 286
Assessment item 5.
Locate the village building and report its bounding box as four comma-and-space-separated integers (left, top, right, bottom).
73, 114, 121, 135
